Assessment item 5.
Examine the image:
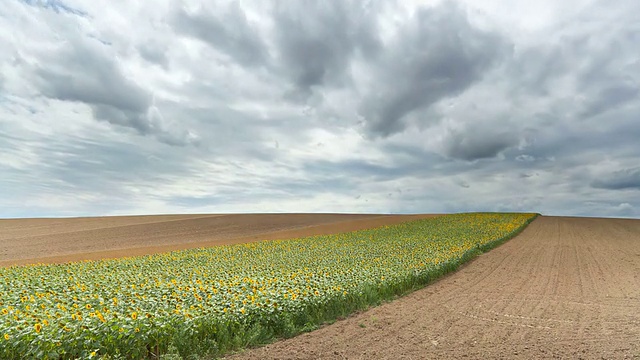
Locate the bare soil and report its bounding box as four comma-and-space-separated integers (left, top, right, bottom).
3, 214, 638, 358
227, 216, 640, 359
0, 213, 434, 267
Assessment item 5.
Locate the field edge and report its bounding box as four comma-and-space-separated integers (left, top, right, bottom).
220, 213, 540, 359
0, 213, 540, 359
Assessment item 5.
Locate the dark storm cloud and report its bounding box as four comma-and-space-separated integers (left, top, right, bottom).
359, 3, 510, 137
172, 2, 267, 67
592, 168, 640, 190
272, 0, 381, 92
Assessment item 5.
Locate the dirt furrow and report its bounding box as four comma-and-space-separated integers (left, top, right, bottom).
0, 214, 435, 267
227, 216, 640, 359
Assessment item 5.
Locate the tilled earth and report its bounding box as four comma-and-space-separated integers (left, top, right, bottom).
226, 216, 640, 359
0, 213, 433, 266
2, 214, 638, 359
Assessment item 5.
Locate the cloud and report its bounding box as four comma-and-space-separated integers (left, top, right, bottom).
444, 129, 516, 161
357, 2, 510, 137
171, 2, 267, 67
614, 202, 634, 216
271, 0, 381, 93
27, 35, 196, 146
137, 41, 169, 68
1, 0, 640, 218
516, 155, 535, 162
20, 0, 87, 16
33, 38, 149, 113
592, 168, 640, 190
580, 82, 639, 118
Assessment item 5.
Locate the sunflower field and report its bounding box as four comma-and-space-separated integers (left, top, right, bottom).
0, 212, 538, 359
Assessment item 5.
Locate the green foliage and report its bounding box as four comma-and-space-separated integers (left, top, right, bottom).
0, 212, 538, 359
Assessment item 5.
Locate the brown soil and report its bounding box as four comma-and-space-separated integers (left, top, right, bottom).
0, 213, 435, 267
227, 216, 640, 360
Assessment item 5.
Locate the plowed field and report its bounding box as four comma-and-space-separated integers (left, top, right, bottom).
0, 214, 434, 267
2, 215, 638, 359
227, 216, 640, 359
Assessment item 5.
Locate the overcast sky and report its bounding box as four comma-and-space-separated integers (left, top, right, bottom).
1, 0, 639, 218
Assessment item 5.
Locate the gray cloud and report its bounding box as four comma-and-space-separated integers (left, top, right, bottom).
592, 168, 640, 190
508, 41, 575, 97
137, 41, 169, 68
171, 2, 267, 67
2, 0, 640, 219
615, 202, 634, 216
358, 3, 510, 137
272, 0, 381, 92
445, 130, 516, 161
580, 81, 639, 118
92, 105, 151, 133
30, 36, 196, 146
33, 37, 149, 115
508, 3, 640, 121
20, 0, 87, 16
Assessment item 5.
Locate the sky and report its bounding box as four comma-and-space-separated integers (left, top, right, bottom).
1, 0, 639, 218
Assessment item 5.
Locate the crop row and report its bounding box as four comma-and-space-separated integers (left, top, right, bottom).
0, 212, 538, 359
